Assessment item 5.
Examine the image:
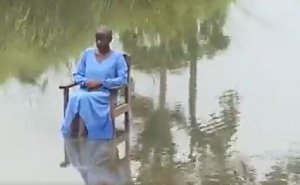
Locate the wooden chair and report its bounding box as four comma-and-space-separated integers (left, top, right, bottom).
58, 54, 131, 135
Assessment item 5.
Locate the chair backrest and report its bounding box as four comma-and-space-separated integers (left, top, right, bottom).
122, 53, 131, 82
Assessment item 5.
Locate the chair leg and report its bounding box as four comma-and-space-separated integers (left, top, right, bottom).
112, 116, 116, 138
124, 111, 130, 131
125, 134, 130, 158
59, 143, 69, 168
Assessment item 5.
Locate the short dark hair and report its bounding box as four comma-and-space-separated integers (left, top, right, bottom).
96, 26, 112, 36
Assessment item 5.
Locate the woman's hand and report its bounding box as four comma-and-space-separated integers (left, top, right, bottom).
85, 80, 102, 90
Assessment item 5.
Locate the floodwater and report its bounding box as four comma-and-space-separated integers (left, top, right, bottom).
0, 0, 299, 184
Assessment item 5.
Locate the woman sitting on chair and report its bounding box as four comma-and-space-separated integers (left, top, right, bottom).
61, 26, 128, 139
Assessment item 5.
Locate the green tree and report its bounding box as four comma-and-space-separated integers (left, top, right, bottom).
0, 0, 233, 84
0, 0, 98, 84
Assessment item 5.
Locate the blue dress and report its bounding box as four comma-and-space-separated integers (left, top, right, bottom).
61, 47, 128, 139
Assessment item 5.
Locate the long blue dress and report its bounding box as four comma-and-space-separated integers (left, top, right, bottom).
61, 47, 128, 139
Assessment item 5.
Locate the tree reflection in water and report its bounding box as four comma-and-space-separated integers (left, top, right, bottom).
4, 0, 300, 184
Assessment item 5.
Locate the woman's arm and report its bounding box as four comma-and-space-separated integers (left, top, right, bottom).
73, 50, 88, 86
102, 53, 128, 89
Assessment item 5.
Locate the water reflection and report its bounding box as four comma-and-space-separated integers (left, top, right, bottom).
1, 0, 300, 184
63, 136, 131, 185
131, 88, 247, 184
0, 0, 231, 84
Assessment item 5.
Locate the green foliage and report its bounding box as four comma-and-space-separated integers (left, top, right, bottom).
0, 0, 233, 83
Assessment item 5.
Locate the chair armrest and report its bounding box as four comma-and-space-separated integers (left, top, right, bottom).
59, 82, 78, 89
59, 84, 127, 90
109, 85, 128, 90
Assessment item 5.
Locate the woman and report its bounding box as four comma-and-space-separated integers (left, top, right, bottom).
61, 26, 128, 139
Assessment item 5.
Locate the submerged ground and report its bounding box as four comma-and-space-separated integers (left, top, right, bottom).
0, 0, 299, 184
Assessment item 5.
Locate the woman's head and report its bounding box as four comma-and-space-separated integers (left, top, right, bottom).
95, 26, 112, 50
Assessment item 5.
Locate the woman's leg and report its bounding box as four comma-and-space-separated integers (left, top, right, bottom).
78, 116, 87, 138
67, 113, 87, 138
68, 114, 79, 137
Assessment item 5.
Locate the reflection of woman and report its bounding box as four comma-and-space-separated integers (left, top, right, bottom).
60, 26, 128, 139
65, 138, 131, 185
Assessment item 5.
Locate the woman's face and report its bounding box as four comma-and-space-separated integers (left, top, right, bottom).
95, 32, 111, 49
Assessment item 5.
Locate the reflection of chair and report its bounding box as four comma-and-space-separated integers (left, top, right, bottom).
59, 54, 132, 134
60, 133, 131, 185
